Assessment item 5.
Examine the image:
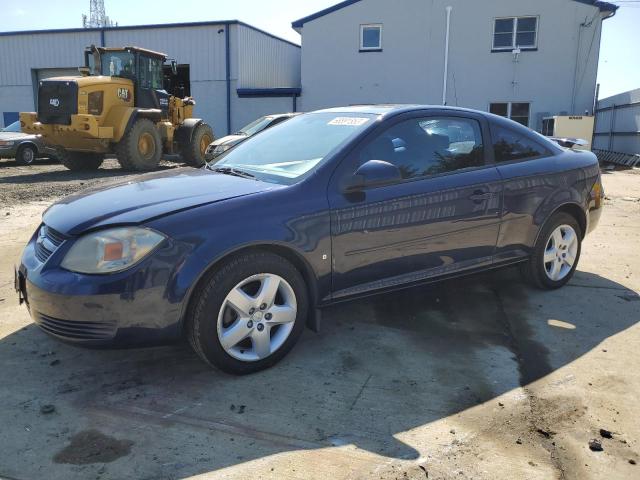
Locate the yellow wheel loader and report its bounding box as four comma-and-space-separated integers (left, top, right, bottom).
20, 46, 214, 171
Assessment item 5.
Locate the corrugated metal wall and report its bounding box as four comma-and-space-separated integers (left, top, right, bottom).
236, 24, 301, 89
0, 30, 100, 86
594, 88, 640, 155
0, 23, 301, 132
104, 25, 228, 81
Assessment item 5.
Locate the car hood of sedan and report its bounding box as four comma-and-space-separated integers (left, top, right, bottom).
43, 167, 282, 235
0, 132, 34, 141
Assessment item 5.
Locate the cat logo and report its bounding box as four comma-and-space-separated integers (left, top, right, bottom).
117, 88, 131, 102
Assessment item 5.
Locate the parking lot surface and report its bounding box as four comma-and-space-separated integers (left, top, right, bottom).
0, 158, 638, 480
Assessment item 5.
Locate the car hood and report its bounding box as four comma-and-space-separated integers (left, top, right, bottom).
212, 135, 246, 147
0, 132, 35, 141
43, 167, 281, 235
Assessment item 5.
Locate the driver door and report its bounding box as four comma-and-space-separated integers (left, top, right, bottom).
327, 111, 502, 298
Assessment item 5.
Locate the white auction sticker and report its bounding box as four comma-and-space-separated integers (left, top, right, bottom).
328, 117, 370, 126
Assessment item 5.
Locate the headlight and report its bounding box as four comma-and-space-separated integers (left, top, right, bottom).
61, 227, 166, 274
0, 140, 15, 146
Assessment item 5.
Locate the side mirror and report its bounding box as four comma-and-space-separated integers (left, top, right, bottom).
171, 60, 178, 76
343, 160, 402, 192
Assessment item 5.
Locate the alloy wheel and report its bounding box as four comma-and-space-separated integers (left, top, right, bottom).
217, 273, 297, 362
544, 224, 578, 281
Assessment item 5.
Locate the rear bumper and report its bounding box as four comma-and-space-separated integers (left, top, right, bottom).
20, 112, 113, 152
586, 205, 602, 236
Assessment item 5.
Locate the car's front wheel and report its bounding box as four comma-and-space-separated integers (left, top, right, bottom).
521, 212, 582, 290
186, 251, 308, 374
16, 145, 37, 165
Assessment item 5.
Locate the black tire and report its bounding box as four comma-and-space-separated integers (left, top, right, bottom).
57, 148, 104, 171
520, 212, 582, 290
116, 118, 162, 171
181, 123, 214, 167
16, 144, 37, 166
186, 251, 308, 374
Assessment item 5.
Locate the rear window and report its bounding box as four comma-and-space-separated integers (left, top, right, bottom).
492, 125, 550, 163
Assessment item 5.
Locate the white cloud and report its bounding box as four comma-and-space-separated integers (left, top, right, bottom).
14, 8, 27, 16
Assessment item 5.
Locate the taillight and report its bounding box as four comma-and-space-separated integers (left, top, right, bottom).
88, 91, 104, 115
591, 176, 604, 209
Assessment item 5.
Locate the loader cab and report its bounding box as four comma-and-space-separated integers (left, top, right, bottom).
85, 46, 171, 114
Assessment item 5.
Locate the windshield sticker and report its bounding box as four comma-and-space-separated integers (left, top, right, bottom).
328, 117, 369, 127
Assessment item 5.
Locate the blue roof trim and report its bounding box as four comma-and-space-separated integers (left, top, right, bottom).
291, 0, 618, 28
292, 0, 362, 29
0, 20, 301, 48
237, 88, 301, 97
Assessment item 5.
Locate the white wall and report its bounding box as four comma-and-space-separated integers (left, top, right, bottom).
298, 0, 607, 129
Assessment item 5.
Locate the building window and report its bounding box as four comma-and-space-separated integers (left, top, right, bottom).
493, 17, 538, 51
489, 102, 531, 127
360, 24, 382, 51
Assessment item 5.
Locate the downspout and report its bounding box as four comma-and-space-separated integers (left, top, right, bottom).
442, 6, 453, 105
225, 25, 232, 135
100, 28, 105, 47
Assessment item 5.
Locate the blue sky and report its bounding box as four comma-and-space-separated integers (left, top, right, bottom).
1, 0, 638, 99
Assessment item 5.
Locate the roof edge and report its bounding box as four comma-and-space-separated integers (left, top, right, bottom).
291, 0, 619, 29
0, 20, 301, 48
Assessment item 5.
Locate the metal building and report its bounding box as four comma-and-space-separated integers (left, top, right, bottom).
0, 21, 302, 136
594, 88, 640, 156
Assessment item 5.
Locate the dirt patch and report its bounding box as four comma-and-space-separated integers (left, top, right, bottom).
0, 157, 182, 207
53, 429, 133, 465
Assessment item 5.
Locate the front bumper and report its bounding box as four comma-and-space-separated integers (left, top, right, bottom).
0, 145, 18, 158
17, 227, 184, 347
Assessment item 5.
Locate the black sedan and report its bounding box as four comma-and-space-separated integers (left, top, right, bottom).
0, 121, 57, 165
16, 105, 603, 374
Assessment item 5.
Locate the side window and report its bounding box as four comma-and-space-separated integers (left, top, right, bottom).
359, 117, 485, 180
492, 125, 549, 163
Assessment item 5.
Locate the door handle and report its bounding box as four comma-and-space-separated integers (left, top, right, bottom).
469, 191, 493, 203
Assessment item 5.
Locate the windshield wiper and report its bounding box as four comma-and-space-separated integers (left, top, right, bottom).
209, 166, 256, 179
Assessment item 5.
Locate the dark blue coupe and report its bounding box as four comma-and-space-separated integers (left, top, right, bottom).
16, 105, 603, 374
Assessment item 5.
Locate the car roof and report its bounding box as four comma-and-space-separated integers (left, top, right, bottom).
313, 104, 492, 117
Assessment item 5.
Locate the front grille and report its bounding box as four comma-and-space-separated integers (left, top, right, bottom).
37, 79, 78, 125
34, 224, 67, 263
34, 313, 117, 341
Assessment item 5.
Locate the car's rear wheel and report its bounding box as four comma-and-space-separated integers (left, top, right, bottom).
16, 145, 37, 165
186, 251, 308, 374
521, 212, 582, 290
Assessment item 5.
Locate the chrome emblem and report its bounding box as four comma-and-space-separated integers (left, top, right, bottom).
49, 98, 60, 107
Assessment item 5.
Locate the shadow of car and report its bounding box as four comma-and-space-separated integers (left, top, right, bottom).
0, 121, 58, 165
0, 267, 637, 478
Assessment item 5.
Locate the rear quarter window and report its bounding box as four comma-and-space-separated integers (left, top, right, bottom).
491, 124, 552, 163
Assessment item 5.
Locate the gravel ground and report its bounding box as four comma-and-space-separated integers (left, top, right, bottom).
0, 157, 184, 207
0, 159, 639, 480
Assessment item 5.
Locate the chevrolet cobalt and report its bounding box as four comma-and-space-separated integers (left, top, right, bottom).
16, 106, 603, 374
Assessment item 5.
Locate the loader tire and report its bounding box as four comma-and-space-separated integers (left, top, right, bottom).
116, 118, 162, 171
57, 148, 104, 171
182, 123, 214, 167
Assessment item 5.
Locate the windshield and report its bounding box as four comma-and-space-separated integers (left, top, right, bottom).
211, 112, 376, 185
102, 52, 136, 78
237, 116, 274, 136
2, 121, 20, 133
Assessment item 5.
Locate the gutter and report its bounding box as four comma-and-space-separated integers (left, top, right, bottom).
225, 26, 232, 136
